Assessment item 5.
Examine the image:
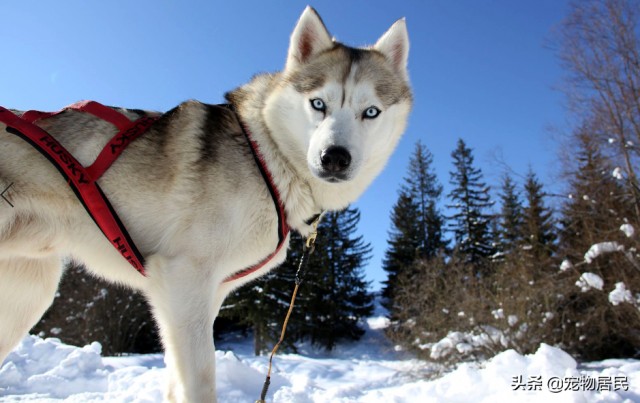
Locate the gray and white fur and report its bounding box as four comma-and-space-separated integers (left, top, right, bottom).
0, 7, 411, 402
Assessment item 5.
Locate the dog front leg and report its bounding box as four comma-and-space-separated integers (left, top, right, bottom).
144, 256, 220, 403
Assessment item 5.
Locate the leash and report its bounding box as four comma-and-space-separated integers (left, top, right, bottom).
256, 212, 323, 403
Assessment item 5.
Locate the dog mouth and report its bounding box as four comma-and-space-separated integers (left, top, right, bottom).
317, 171, 349, 183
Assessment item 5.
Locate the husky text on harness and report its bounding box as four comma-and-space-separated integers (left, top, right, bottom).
0, 101, 155, 273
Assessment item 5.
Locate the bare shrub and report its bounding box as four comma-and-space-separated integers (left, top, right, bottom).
386, 244, 640, 366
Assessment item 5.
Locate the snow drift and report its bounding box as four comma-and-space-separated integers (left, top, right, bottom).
1, 325, 639, 402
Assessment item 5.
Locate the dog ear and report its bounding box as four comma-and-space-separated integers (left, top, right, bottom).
374, 18, 410, 81
286, 6, 333, 71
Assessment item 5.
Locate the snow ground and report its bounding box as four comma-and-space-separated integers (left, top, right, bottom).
1, 312, 639, 402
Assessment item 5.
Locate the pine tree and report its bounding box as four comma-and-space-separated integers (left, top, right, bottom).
446, 139, 495, 269
521, 170, 557, 262
381, 193, 421, 307
220, 207, 373, 353
497, 174, 524, 254
382, 141, 445, 308
34, 264, 160, 355
405, 141, 447, 259
219, 241, 299, 355
559, 130, 631, 261
298, 207, 374, 350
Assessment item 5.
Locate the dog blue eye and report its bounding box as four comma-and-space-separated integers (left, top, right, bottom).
363, 106, 381, 119
310, 98, 326, 112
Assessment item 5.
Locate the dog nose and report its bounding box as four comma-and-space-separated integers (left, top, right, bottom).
320, 146, 351, 173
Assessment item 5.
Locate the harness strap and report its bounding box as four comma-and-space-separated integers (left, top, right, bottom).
22, 100, 132, 130
0, 101, 289, 282
21, 102, 159, 179
0, 102, 155, 274
223, 109, 290, 283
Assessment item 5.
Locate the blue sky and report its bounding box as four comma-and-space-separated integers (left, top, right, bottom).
1, 1, 570, 290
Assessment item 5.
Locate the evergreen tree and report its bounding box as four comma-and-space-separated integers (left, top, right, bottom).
521, 169, 557, 262
34, 264, 160, 355
220, 207, 373, 353
382, 141, 445, 308
405, 141, 447, 259
219, 239, 300, 355
446, 139, 495, 269
559, 130, 632, 260
381, 193, 421, 308
497, 174, 524, 254
297, 207, 374, 350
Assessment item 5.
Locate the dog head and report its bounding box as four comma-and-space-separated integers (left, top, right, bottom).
264, 7, 412, 209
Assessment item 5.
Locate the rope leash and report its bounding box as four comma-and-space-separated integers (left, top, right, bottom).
256, 213, 322, 403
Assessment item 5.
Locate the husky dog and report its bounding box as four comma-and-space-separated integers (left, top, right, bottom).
0, 6, 411, 402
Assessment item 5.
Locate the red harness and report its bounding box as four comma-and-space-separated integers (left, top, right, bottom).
0, 101, 289, 282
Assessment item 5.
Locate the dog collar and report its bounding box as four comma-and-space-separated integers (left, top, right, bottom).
304, 212, 323, 226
